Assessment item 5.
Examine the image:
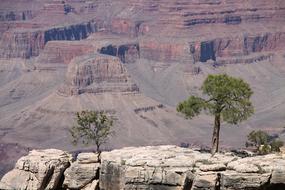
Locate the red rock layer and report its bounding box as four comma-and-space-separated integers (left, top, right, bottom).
0, 20, 98, 59
59, 53, 139, 95
37, 41, 94, 64
1, 0, 285, 63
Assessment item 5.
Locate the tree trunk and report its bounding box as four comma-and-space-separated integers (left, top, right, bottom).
211, 114, 221, 155
96, 144, 101, 163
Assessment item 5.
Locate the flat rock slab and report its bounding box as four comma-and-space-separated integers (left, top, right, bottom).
100, 145, 285, 190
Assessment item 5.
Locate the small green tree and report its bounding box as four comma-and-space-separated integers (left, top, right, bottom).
70, 110, 114, 161
246, 130, 284, 154
177, 74, 254, 155
246, 130, 269, 149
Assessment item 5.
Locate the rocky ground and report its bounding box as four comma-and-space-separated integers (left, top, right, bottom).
1, 0, 285, 179
1, 146, 285, 189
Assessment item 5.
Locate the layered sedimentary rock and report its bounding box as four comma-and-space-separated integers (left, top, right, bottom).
190, 31, 285, 63
0, 149, 71, 190
37, 41, 94, 64
37, 33, 140, 65
88, 34, 140, 63
140, 37, 190, 63
1, 0, 285, 62
0, 20, 98, 59
63, 153, 100, 189
42, 0, 74, 15
59, 53, 139, 95
0, 10, 35, 21
1, 146, 285, 190
100, 146, 285, 190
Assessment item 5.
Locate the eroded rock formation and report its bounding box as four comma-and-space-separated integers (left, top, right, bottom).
37, 41, 94, 64
100, 146, 285, 190
0, 149, 71, 190
1, 146, 285, 190
59, 53, 139, 95
63, 153, 100, 189
0, 20, 98, 59
1, 0, 285, 63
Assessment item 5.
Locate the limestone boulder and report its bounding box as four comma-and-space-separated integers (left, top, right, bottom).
63, 153, 100, 189
0, 149, 71, 190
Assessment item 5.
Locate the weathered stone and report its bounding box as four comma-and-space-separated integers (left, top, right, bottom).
191, 173, 217, 190
271, 159, 285, 184
220, 171, 271, 189
199, 163, 226, 172
63, 154, 100, 189
0, 149, 71, 190
99, 146, 285, 190
1, 146, 285, 190
59, 53, 139, 95
77, 152, 99, 164
82, 180, 99, 190
0, 20, 97, 59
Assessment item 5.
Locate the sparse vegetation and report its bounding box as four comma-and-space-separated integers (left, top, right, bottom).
70, 110, 114, 161
177, 74, 254, 155
246, 130, 284, 154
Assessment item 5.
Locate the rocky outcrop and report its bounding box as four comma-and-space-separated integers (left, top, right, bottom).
0, 20, 98, 59
0, 149, 71, 190
1, 0, 285, 63
0, 10, 35, 21
59, 53, 139, 95
42, 1, 74, 16
0, 149, 100, 190
140, 38, 190, 63
99, 43, 140, 64
43, 20, 97, 43
37, 41, 95, 64
191, 32, 285, 63
63, 153, 100, 189
1, 146, 285, 190
0, 29, 45, 58
100, 146, 285, 190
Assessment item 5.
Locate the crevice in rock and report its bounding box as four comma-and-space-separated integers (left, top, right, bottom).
200, 41, 216, 62
215, 173, 221, 190
55, 162, 70, 190
40, 166, 55, 190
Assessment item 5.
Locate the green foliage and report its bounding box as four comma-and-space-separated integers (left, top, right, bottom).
258, 144, 272, 155
246, 130, 284, 154
271, 139, 284, 152
247, 130, 269, 148
177, 74, 254, 154
177, 96, 206, 119
70, 110, 114, 155
177, 74, 254, 123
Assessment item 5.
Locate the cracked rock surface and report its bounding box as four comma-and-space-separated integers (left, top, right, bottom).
100, 145, 285, 190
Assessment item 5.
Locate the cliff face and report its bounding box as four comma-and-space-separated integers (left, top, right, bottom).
0, 30, 45, 58
1, 0, 285, 62
0, 20, 98, 59
1, 146, 285, 190
37, 41, 94, 64
0, 10, 35, 21
100, 146, 285, 190
191, 32, 285, 63
59, 53, 139, 95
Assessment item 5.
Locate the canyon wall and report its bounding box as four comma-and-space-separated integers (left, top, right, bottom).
0, 20, 98, 59
1, 0, 285, 63
37, 41, 94, 64
192, 32, 285, 63
1, 146, 285, 190
0, 10, 35, 21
